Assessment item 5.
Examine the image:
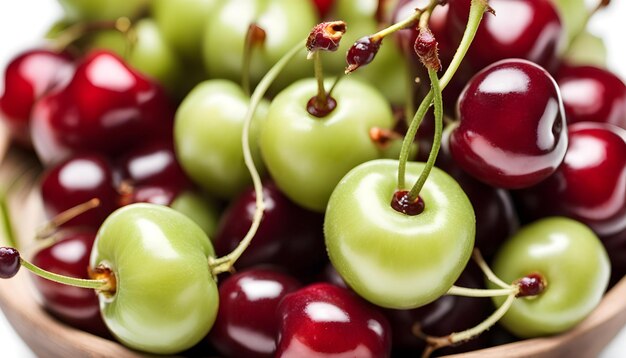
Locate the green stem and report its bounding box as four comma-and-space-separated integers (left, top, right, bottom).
473, 249, 510, 289
313, 51, 328, 106
397, 0, 490, 190
407, 69, 442, 200
209, 42, 304, 275
447, 285, 516, 298
370, 8, 424, 42
420, 293, 517, 357
0, 195, 17, 248
20, 258, 108, 290
564, 0, 609, 54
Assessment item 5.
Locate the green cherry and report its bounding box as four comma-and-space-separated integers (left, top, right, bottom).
170, 191, 221, 238
260, 77, 394, 212
491, 217, 610, 338
174, 80, 268, 199
90, 203, 219, 354
324, 159, 475, 309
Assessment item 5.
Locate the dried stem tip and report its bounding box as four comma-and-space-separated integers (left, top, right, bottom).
414, 27, 441, 71
515, 273, 547, 298
306, 21, 347, 58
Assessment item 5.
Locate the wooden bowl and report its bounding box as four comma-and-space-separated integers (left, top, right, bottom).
1, 143, 625, 358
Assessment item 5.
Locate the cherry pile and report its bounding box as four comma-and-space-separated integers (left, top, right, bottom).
0, 0, 625, 357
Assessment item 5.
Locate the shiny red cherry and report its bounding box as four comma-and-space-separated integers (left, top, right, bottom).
312, 0, 334, 18
40, 153, 118, 229
556, 64, 626, 129
208, 268, 301, 358
213, 181, 326, 276
438, 132, 519, 258
30, 50, 174, 165
116, 139, 191, 190
31, 229, 109, 336
276, 283, 391, 357
119, 184, 180, 207
602, 228, 626, 286
449, 59, 568, 189
515, 122, 626, 237
447, 0, 563, 72
0, 49, 73, 146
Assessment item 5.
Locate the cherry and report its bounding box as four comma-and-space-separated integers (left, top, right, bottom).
312, 0, 334, 18
276, 283, 391, 357
385, 266, 491, 356
556, 64, 626, 129
41, 153, 118, 229
31, 229, 109, 336
116, 139, 191, 190
0, 49, 73, 146
514, 122, 626, 238
213, 181, 326, 275
120, 184, 180, 207
447, 0, 563, 73
208, 268, 301, 358
30, 50, 174, 165
449, 59, 568, 189
0, 247, 20, 278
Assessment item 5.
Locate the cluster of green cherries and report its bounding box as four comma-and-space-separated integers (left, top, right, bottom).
0, 0, 616, 356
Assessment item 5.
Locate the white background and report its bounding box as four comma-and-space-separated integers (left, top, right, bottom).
1, 0, 625, 357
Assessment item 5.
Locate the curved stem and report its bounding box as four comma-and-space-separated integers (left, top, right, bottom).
370, 8, 424, 42
209, 42, 304, 275
447, 285, 516, 298
407, 68, 442, 200
419, 293, 517, 358
20, 258, 108, 290
36, 198, 101, 240
0, 196, 16, 248
397, 0, 490, 189
473, 249, 510, 289
564, 0, 610, 54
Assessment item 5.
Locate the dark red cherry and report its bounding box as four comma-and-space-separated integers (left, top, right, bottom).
208, 268, 301, 358
515, 122, 626, 238
0, 247, 20, 278
40, 153, 118, 229
447, 0, 563, 72
602, 228, 626, 286
385, 265, 491, 356
449, 59, 568, 189
556, 64, 626, 129
116, 139, 191, 190
276, 283, 391, 357
438, 132, 519, 258
0, 49, 73, 146
30, 50, 174, 165
31, 230, 109, 336
213, 181, 326, 276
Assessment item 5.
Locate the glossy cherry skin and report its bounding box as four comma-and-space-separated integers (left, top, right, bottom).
31, 230, 109, 337
213, 181, 326, 276
385, 265, 491, 356
449, 59, 568, 189
515, 122, 626, 238
208, 268, 301, 358
276, 283, 391, 357
447, 0, 563, 73
0, 49, 73, 146
439, 130, 519, 258
116, 140, 191, 190
325, 160, 475, 309
556, 64, 626, 129
30, 50, 174, 165
40, 153, 118, 229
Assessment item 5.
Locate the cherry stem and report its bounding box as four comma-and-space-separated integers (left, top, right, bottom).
370, 7, 424, 43
19, 257, 109, 290
52, 17, 134, 53
406, 68, 442, 201
35, 198, 101, 240
447, 285, 517, 298
0, 167, 37, 249
417, 292, 517, 358
473, 249, 510, 289
397, 0, 490, 189
208, 42, 305, 276
312, 51, 328, 107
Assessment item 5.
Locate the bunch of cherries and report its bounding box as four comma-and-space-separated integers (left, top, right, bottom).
0, 0, 625, 357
